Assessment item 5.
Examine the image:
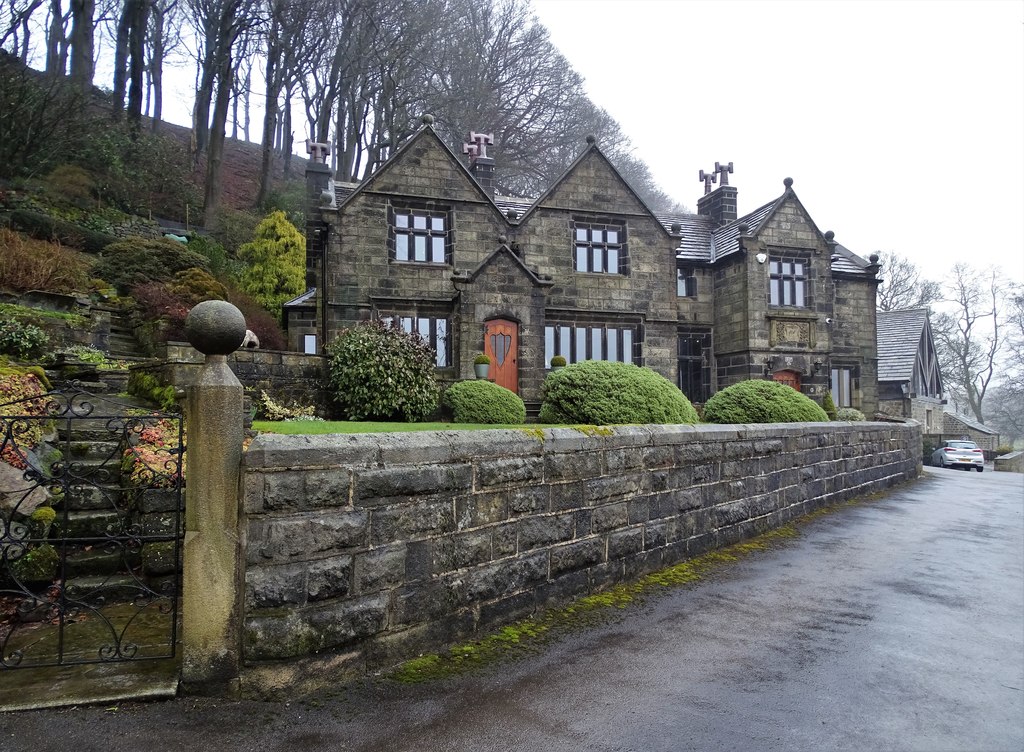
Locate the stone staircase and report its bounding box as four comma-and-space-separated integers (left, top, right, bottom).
42, 313, 178, 599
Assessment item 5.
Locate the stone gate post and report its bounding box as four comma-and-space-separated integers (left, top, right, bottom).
180, 301, 247, 696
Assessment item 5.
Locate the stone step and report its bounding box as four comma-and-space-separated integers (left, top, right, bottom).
63, 547, 139, 579
62, 440, 122, 461
63, 574, 151, 603
62, 485, 124, 512
59, 510, 125, 539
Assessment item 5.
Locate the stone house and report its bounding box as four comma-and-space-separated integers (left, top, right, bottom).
293, 121, 880, 415
942, 409, 1000, 453
877, 308, 945, 432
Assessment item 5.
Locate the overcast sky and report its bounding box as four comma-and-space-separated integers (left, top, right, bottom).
532, 0, 1024, 284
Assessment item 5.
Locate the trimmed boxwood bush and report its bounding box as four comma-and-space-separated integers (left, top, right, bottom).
538, 360, 699, 425
836, 407, 866, 421
702, 379, 829, 424
326, 320, 439, 421
443, 380, 525, 424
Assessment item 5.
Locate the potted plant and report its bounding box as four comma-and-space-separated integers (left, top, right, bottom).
474, 353, 491, 379
550, 355, 567, 372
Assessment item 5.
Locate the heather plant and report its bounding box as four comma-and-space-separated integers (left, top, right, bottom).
0, 229, 92, 293
122, 417, 184, 489
94, 237, 210, 294
443, 380, 526, 424
0, 366, 50, 470
702, 380, 829, 424
538, 361, 698, 425
326, 320, 439, 421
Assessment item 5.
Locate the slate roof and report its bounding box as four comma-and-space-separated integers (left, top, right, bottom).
943, 409, 999, 436
283, 288, 316, 307
877, 308, 929, 382
328, 128, 873, 276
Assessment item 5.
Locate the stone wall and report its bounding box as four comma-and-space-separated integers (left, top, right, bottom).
152, 343, 328, 407
239, 421, 920, 694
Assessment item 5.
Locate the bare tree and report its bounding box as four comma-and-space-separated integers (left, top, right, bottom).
0, 0, 44, 60
110, 0, 148, 127
932, 265, 1010, 423
255, 0, 323, 204
67, 0, 94, 86
986, 289, 1024, 442
147, 0, 184, 129
44, 0, 69, 74
876, 252, 942, 312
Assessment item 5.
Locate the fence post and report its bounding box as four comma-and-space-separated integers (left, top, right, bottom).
180, 301, 246, 696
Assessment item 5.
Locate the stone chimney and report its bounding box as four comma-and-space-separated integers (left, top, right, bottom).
304, 139, 333, 281
463, 131, 496, 197
697, 161, 738, 228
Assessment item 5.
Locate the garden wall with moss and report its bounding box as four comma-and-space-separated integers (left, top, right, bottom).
238, 421, 920, 695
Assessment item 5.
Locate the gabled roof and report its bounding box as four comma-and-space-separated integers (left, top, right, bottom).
943, 409, 999, 436
331, 125, 509, 219
461, 243, 553, 287
513, 142, 672, 238
284, 288, 316, 307
877, 308, 930, 382
660, 188, 871, 275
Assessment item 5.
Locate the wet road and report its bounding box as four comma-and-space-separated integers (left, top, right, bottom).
3, 467, 1022, 751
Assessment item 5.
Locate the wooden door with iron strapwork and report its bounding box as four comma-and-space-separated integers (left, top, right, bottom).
772, 369, 802, 392
484, 319, 519, 394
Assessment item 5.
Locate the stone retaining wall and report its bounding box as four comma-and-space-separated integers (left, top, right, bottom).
239, 421, 920, 695
153, 342, 328, 407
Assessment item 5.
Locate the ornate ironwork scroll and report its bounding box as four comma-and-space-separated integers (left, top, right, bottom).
1, 384, 184, 669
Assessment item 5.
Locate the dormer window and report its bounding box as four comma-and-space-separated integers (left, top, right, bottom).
573, 220, 626, 274
389, 205, 450, 264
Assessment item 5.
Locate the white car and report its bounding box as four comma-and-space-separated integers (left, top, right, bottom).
931, 440, 985, 472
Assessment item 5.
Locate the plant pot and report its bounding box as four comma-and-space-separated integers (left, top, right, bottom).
474, 364, 490, 379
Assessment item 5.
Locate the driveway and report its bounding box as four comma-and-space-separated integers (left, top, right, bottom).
2, 466, 1022, 751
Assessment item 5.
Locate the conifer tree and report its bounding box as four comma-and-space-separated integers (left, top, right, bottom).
236, 210, 305, 319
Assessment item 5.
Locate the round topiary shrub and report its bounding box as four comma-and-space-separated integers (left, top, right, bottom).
702, 379, 829, 424
538, 360, 699, 425
325, 320, 439, 421
443, 380, 526, 424
835, 407, 866, 421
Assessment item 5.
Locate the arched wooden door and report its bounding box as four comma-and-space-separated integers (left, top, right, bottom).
772, 369, 801, 391
484, 319, 519, 394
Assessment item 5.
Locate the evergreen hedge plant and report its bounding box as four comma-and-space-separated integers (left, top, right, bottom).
538, 360, 698, 425
702, 379, 829, 424
443, 380, 525, 424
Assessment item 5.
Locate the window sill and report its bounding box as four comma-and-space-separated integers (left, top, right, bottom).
390, 260, 451, 268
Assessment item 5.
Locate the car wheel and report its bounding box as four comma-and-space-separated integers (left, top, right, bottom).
977, 467, 984, 473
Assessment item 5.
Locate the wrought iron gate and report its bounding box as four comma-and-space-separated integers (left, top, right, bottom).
0, 384, 184, 669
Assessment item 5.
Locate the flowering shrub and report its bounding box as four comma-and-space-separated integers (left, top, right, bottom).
0, 367, 49, 470
122, 417, 185, 489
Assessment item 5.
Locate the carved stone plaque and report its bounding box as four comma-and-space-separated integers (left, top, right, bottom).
769, 319, 815, 348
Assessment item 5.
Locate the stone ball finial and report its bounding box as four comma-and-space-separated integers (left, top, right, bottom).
783, 177, 794, 188
421, 113, 435, 125
869, 253, 880, 264
738, 222, 750, 234
498, 234, 508, 245
671, 222, 681, 233
586, 134, 597, 145
185, 300, 246, 355
824, 230, 835, 241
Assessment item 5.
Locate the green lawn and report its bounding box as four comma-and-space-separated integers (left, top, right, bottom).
252, 420, 537, 434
